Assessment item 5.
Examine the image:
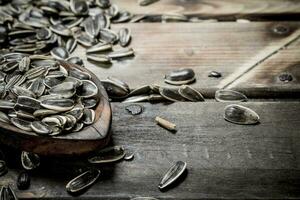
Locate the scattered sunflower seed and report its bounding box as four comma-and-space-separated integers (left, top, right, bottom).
224, 104, 260, 125
0, 160, 7, 177
164, 68, 195, 85
215, 89, 248, 102
178, 85, 204, 102
158, 161, 187, 190
21, 151, 40, 170
0, 185, 18, 200
66, 168, 100, 194
88, 146, 125, 164
17, 171, 31, 190
138, 0, 160, 6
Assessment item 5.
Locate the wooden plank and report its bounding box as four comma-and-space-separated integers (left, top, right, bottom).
1, 102, 300, 199
112, 0, 300, 19
226, 31, 300, 98
72, 22, 300, 98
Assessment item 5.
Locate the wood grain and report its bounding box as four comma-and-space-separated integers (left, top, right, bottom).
1, 102, 300, 199
227, 30, 300, 98
112, 0, 300, 20
72, 22, 300, 98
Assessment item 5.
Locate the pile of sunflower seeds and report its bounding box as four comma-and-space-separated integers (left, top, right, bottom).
0, 0, 134, 65
0, 53, 98, 136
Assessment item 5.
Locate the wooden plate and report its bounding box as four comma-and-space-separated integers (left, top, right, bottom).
0, 61, 112, 156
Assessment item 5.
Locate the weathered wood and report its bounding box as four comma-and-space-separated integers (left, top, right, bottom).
227, 31, 300, 98
0, 62, 112, 156
1, 102, 300, 199
72, 22, 300, 98
112, 0, 300, 20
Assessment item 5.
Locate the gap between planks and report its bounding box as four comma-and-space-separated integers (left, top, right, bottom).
218, 28, 300, 90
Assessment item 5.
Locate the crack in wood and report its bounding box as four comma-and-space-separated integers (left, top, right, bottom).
220, 30, 300, 90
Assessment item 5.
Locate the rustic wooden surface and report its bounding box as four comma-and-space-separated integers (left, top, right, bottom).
73, 22, 300, 98
112, 0, 300, 20
1, 102, 300, 199
228, 31, 300, 98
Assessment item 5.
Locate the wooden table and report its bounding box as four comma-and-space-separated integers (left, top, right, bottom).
2, 1, 300, 199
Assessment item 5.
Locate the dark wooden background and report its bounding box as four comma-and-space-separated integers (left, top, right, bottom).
2, 0, 300, 199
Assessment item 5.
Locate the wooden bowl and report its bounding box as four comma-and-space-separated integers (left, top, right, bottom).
0, 61, 112, 156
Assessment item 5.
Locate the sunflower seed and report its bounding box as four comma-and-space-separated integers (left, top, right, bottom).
0, 160, 7, 176
0, 100, 15, 109
159, 87, 187, 102
50, 23, 71, 36
84, 15, 101, 39
86, 43, 112, 53
138, 0, 159, 6
102, 77, 130, 98
75, 31, 96, 47
82, 108, 95, 125
77, 80, 98, 98
21, 151, 40, 170
113, 11, 132, 23
11, 118, 32, 132
41, 99, 74, 112
50, 47, 69, 60
28, 78, 46, 97
215, 89, 248, 102
66, 38, 77, 54
129, 85, 151, 96
72, 122, 84, 132
17, 171, 31, 190
158, 161, 187, 190
36, 28, 52, 40
178, 85, 204, 102
31, 121, 53, 135
33, 108, 60, 118
16, 96, 41, 113
118, 28, 131, 47
69, 68, 91, 80
16, 110, 35, 121
88, 146, 125, 164
49, 82, 76, 98
0, 185, 17, 200
66, 56, 84, 66
18, 56, 30, 72
86, 54, 112, 63
122, 95, 149, 103
0, 111, 9, 123
99, 28, 118, 44
96, 0, 111, 9
108, 48, 134, 59
70, 0, 89, 16
224, 104, 260, 125
11, 86, 36, 98
81, 98, 98, 109
66, 168, 100, 194
164, 68, 195, 85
